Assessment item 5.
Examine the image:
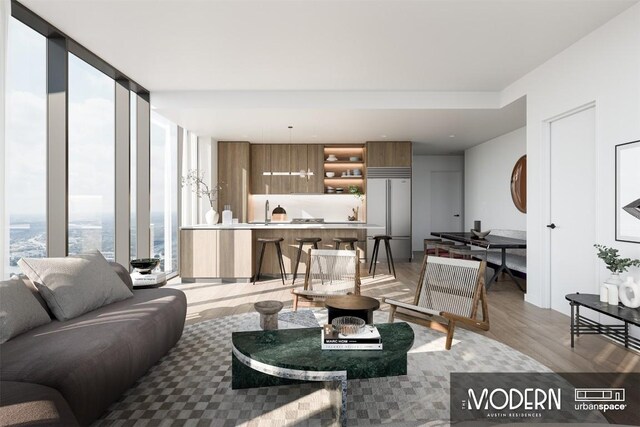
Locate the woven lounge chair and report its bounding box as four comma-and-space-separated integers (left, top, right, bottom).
383, 255, 489, 350
292, 249, 361, 311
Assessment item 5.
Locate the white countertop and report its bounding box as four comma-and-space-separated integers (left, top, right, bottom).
181, 222, 383, 230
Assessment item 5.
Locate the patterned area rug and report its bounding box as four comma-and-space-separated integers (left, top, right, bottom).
95, 310, 553, 426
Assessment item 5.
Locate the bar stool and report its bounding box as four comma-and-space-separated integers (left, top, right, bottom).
292, 237, 321, 284
368, 235, 396, 278
254, 237, 286, 286
423, 238, 442, 255
433, 241, 458, 256
333, 237, 358, 250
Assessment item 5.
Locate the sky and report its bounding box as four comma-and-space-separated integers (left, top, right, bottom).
6, 17, 178, 220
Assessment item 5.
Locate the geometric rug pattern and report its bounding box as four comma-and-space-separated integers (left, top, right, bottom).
94, 309, 563, 426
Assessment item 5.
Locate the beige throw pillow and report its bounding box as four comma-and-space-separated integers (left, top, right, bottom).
0, 277, 52, 343
18, 250, 133, 321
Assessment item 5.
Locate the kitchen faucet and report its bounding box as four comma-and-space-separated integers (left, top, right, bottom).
265, 200, 270, 225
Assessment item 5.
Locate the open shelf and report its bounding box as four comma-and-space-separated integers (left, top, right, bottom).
323, 144, 366, 195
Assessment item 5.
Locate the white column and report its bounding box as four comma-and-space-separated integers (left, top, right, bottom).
136, 96, 150, 258
0, 0, 10, 278
114, 82, 130, 267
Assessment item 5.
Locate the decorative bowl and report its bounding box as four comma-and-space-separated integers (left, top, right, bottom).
326, 155, 338, 162
470, 229, 491, 239
325, 171, 335, 178
349, 156, 361, 162
331, 316, 365, 336
130, 258, 160, 274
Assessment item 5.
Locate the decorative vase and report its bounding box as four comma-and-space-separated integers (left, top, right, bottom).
619, 277, 640, 308
205, 208, 219, 225
605, 273, 623, 303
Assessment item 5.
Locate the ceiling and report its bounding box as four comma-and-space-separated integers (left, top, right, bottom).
19, 0, 638, 152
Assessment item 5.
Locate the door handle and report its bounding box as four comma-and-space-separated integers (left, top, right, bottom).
546, 223, 556, 229
453, 214, 460, 217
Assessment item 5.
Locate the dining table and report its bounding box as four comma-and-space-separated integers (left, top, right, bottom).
431, 231, 526, 291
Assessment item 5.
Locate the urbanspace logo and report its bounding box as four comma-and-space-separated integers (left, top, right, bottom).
574, 388, 627, 413
462, 387, 561, 419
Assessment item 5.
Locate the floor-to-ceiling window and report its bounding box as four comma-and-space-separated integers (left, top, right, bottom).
5, 18, 47, 276
67, 54, 116, 259
151, 112, 178, 273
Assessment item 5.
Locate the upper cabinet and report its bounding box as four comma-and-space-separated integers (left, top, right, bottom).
249, 144, 324, 194
217, 141, 250, 222
366, 142, 412, 167
250, 144, 271, 194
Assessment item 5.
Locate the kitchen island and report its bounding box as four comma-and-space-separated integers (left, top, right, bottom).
180, 222, 383, 281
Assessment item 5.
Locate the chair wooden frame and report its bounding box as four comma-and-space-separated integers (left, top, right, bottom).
292, 249, 361, 311
383, 255, 489, 350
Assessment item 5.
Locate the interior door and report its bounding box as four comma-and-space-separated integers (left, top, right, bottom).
549, 106, 596, 315
430, 171, 463, 233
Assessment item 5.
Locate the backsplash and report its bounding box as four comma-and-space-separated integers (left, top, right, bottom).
248, 194, 366, 223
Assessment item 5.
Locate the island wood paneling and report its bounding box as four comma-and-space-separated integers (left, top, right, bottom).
218, 141, 250, 221
180, 229, 218, 278
218, 229, 254, 278
253, 228, 367, 276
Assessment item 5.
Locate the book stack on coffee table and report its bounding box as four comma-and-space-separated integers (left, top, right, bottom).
321, 324, 382, 350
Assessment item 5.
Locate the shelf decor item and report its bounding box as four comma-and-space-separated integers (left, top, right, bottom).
594, 244, 640, 303
616, 140, 640, 243
182, 169, 223, 224
619, 277, 640, 308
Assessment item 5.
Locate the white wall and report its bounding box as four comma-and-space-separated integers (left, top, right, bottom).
500, 3, 640, 310
411, 155, 464, 251
196, 136, 217, 223
464, 127, 526, 232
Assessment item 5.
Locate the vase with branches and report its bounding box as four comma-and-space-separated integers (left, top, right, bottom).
348, 185, 364, 221
182, 170, 223, 224
594, 244, 640, 290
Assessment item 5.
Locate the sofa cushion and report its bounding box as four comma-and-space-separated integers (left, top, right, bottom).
108, 261, 134, 291
0, 381, 79, 427
18, 250, 133, 321
12, 274, 55, 318
0, 277, 51, 344
0, 288, 187, 425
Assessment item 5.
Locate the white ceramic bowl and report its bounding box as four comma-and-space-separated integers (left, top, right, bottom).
325, 171, 335, 178
471, 229, 491, 239
349, 156, 361, 162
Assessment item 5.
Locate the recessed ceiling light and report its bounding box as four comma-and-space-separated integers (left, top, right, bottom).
380, 134, 387, 138
449, 134, 456, 138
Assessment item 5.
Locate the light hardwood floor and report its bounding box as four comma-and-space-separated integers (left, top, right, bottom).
168, 253, 640, 374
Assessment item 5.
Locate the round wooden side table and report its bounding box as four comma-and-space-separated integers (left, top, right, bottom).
325, 295, 380, 324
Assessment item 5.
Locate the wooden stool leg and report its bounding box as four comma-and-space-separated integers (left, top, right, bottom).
368, 239, 379, 274
313, 242, 319, 250
445, 320, 456, 350
372, 239, 380, 278
253, 242, 266, 285
334, 241, 340, 250
292, 242, 304, 284
384, 239, 396, 278
275, 242, 286, 285
349, 242, 356, 251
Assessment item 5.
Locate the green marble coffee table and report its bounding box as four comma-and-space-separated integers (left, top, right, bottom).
231, 322, 414, 426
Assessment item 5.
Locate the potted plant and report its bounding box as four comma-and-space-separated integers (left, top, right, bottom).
348, 185, 364, 221
182, 170, 223, 224
594, 244, 640, 286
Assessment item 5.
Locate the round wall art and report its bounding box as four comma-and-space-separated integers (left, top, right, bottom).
510, 155, 527, 213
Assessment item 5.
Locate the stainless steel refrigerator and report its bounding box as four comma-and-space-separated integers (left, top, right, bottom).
366, 174, 412, 262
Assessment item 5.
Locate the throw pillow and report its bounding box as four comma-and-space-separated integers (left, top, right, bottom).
0, 277, 52, 343
11, 274, 54, 318
18, 250, 134, 321
108, 261, 134, 291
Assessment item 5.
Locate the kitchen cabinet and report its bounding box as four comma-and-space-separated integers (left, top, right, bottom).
366, 142, 412, 167
250, 144, 271, 194
250, 144, 324, 194
218, 141, 250, 222
270, 144, 291, 194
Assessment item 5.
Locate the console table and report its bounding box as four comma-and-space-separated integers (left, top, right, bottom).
231, 322, 414, 426
566, 293, 640, 352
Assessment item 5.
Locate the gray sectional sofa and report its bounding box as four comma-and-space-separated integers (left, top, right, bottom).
0, 263, 187, 426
